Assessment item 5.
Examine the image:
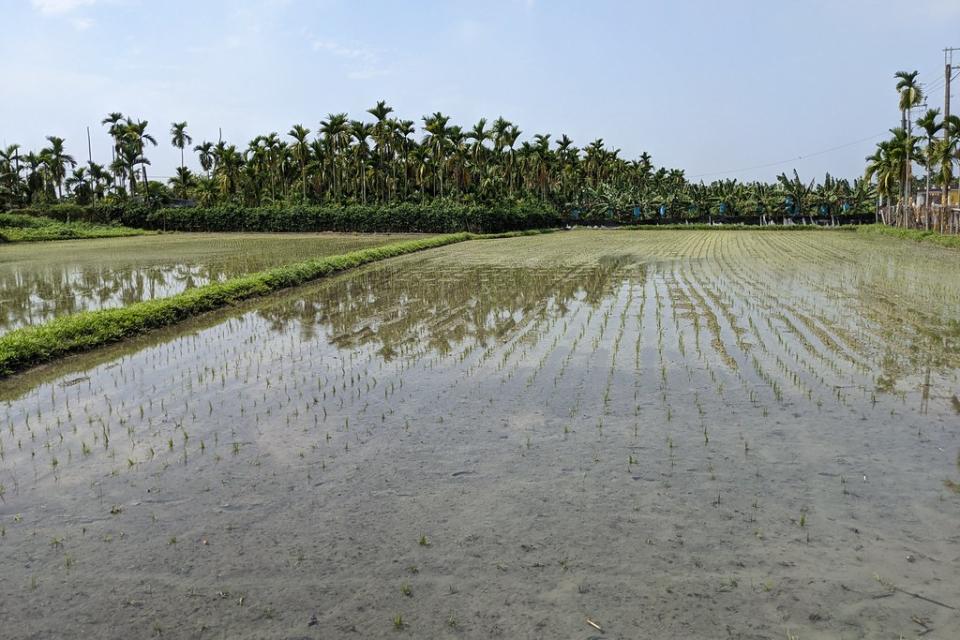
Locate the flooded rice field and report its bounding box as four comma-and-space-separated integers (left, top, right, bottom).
0, 232, 423, 334
1, 229, 959, 639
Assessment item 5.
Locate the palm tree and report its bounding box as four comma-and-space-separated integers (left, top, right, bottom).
319, 113, 349, 202
65, 166, 91, 203
194, 141, 215, 179
865, 137, 903, 224
916, 108, 941, 228
101, 112, 125, 161
349, 120, 374, 204
367, 100, 394, 202
468, 118, 490, 187
123, 119, 157, 197
930, 117, 959, 231
0, 144, 22, 206
894, 71, 924, 222
41, 135, 76, 202
396, 119, 415, 199
422, 112, 450, 198
170, 121, 192, 178
169, 166, 196, 199
287, 124, 311, 202
87, 161, 109, 203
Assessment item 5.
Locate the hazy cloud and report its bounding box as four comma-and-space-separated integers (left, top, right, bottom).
31, 0, 97, 14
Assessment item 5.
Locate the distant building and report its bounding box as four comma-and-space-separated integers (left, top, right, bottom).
915, 184, 960, 207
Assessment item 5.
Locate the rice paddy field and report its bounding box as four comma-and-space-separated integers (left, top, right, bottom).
1, 229, 959, 639
0, 232, 425, 334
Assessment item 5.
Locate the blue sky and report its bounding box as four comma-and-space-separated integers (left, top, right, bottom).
3, 0, 959, 183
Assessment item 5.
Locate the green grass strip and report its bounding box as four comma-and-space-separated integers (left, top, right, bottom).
611, 223, 855, 231
856, 224, 960, 249
0, 232, 471, 377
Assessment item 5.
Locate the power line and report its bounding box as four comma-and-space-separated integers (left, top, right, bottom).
688, 132, 887, 180
690, 65, 960, 181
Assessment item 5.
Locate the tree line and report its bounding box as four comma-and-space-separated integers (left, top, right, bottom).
865, 70, 960, 228
1, 101, 881, 222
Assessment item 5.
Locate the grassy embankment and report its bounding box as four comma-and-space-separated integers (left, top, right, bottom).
0, 212, 149, 242
614, 222, 855, 231
856, 223, 960, 249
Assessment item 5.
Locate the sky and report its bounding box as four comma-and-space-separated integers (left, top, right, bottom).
3, 0, 959, 183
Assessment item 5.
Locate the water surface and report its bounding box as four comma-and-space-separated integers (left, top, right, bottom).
1, 230, 958, 639
0, 232, 425, 333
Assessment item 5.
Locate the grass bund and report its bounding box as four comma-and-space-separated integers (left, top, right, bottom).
856, 223, 960, 249
0, 232, 472, 376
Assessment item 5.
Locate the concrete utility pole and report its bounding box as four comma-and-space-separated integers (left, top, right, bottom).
945, 48, 958, 231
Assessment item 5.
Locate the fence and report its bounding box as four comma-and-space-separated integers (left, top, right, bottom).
878, 205, 960, 234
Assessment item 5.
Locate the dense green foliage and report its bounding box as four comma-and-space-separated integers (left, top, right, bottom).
0, 233, 472, 376
1, 105, 878, 226
0, 212, 147, 242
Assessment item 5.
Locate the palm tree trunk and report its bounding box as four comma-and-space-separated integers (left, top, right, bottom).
925, 150, 931, 230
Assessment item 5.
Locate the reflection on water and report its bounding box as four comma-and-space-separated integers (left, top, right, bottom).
0, 232, 422, 334
1, 231, 959, 639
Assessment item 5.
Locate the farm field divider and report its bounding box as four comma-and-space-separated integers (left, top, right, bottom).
0, 232, 501, 377
855, 223, 960, 249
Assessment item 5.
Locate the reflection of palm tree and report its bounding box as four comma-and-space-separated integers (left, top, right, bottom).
253, 257, 631, 360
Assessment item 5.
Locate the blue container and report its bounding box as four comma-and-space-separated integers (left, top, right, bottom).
633, 206, 641, 219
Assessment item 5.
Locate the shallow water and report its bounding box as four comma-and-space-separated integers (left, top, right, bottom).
0, 232, 423, 334
1, 230, 958, 639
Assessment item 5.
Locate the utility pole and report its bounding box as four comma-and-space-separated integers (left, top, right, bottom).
945, 47, 958, 232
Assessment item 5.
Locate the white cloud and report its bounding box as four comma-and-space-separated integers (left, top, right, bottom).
310, 37, 391, 80
31, 0, 97, 15
71, 17, 94, 30
311, 39, 377, 63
